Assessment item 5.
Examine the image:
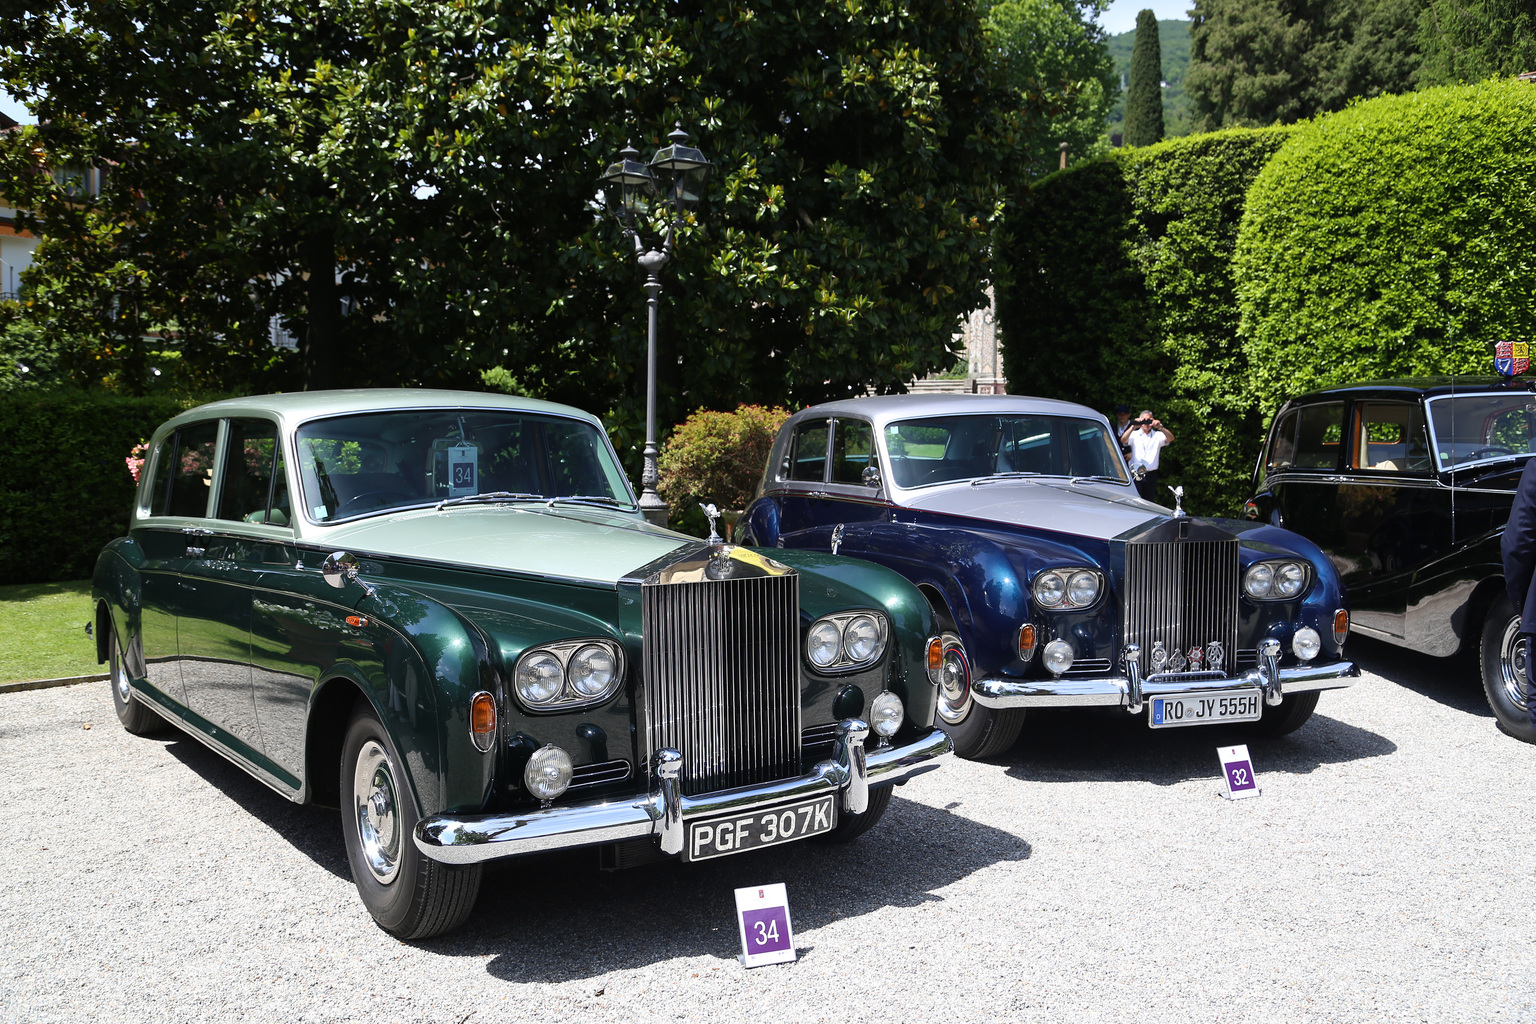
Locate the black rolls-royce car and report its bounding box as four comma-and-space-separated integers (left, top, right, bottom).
1244, 377, 1536, 740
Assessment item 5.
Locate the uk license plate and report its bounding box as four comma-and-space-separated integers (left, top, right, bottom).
1149, 689, 1263, 728
685, 795, 837, 862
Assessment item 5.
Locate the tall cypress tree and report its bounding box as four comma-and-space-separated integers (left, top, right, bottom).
1124, 10, 1166, 146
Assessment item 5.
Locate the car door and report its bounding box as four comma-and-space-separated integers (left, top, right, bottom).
1266, 399, 1349, 570
774, 416, 837, 546
819, 417, 892, 555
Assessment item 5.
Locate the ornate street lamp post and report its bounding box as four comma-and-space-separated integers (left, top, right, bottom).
599, 126, 712, 526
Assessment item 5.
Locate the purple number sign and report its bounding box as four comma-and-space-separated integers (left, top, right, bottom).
1226, 759, 1257, 793
741, 906, 792, 955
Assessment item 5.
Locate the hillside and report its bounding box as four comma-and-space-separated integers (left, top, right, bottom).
1106, 18, 1193, 138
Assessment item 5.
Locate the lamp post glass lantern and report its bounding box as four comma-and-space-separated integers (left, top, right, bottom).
599, 125, 711, 527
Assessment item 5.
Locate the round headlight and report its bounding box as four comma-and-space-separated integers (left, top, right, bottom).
1067, 571, 1100, 607
524, 744, 573, 801
1042, 639, 1074, 676
843, 615, 884, 664
1244, 563, 1275, 599
869, 690, 904, 738
1293, 627, 1321, 662
808, 620, 843, 668
516, 651, 564, 704
568, 644, 618, 698
1034, 571, 1066, 608
1273, 562, 1306, 598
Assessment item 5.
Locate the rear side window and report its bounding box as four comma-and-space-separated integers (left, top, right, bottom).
1353, 402, 1431, 474
788, 420, 829, 482
1292, 402, 1345, 470
216, 419, 287, 524
830, 420, 874, 485
1265, 410, 1299, 472
154, 421, 219, 518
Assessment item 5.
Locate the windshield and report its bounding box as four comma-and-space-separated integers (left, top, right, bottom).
883, 414, 1129, 488
295, 409, 635, 522
1427, 393, 1536, 469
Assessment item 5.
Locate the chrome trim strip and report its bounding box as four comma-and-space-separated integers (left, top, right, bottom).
971, 662, 1359, 710
414, 726, 950, 866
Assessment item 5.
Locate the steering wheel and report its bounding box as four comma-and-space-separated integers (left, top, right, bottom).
337, 490, 413, 516
1472, 446, 1515, 460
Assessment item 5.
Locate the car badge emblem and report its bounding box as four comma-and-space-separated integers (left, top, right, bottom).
830, 523, 845, 556
1150, 640, 1168, 672
1168, 484, 1185, 517
1496, 339, 1530, 377
1187, 646, 1203, 670
1205, 641, 1224, 672
1168, 648, 1187, 673
700, 502, 722, 545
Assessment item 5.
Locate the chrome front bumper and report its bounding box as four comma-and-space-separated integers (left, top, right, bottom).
972, 641, 1358, 713
414, 722, 952, 866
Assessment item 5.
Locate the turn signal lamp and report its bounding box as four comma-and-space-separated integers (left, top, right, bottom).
1334, 609, 1350, 647
1017, 624, 1037, 663
927, 636, 944, 682
468, 691, 497, 753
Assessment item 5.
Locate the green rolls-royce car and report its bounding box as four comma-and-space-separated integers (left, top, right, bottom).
92, 390, 952, 938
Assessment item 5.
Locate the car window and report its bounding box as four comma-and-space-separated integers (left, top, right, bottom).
1292, 402, 1345, 470
883, 414, 1127, 487
161, 421, 219, 518
146, 435, 176, 515
788, 420, 829, 482
295, 409, 633, 522
215, 418, 289, 524
1428, 393, 1536, 468
830, 420, 874, 485
1264, 410, 1299, 472
1352, 402, 1431, 474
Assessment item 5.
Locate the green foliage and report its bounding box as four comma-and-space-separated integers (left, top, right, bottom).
2, 0, 1024, 477
1418, 0, 1536, 86
984, 0, 1119, 173
997, 126, 1296, 515
657, 405, 791, 526
1108, 19, 1194, 137
1236, 80, 1536, 413
1186, 0, 1422, 131
0, 392, 193, 584
1124, 11, 1166, 145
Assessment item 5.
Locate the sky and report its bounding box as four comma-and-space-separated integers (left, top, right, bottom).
0, 89, 28, 124
1097, 0, 1194, 36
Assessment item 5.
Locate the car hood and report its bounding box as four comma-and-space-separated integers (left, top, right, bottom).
317, 504, 691, 585
902, 479, 1168, 541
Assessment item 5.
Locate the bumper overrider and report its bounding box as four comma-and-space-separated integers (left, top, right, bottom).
972, 639, 1358, 712
414, 721, 952, 866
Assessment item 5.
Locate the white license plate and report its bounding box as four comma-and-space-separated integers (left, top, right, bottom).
1149, 690, 1263, 728
685, 795, 837, 861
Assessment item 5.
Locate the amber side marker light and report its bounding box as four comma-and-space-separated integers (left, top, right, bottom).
345, 615, 368, 628
1017, 623, 1037, 662
1333, 609, 1350, 647
927, 637, 944, 681
469, 692, 497, 752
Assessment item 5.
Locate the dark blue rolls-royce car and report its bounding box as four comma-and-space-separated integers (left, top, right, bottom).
741, 395, 1358, 759
1244, 377, 1536, 742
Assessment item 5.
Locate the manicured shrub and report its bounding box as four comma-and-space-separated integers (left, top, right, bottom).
0, 392, 191, 584
658, 405, 791, 532
998, 125, 1295, 515
1236, 79, 1536, 416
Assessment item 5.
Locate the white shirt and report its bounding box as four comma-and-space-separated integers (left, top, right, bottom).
1128, 429, 1169, 472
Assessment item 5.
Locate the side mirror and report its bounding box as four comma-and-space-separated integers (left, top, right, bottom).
862, 465, 882, 489
322, 551, 376, 597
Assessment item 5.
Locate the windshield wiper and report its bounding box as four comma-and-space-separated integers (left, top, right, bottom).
435, 491, 543, 511
545, 494, 638, 509
1068, 475, 1127, 485
971, 472, 1046, 487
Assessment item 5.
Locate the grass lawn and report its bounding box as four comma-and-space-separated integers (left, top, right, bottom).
0, 580, 100, 683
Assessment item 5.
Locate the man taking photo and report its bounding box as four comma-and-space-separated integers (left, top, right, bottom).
1120, 410, 1174, 503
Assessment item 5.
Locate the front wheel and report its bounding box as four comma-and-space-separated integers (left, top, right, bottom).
340, 704, 483, 938
817, 785, 893, 844
1480, 595, 1536, 743
933, 632, 1026, 759
108, 621, 165, 736
1245, 690, 1320, 738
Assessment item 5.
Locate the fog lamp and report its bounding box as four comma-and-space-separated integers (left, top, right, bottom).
1292, 627, 1321, 662
869, 691, 904, 738
524, 744, 573, 802
1042, 639, 1074, 676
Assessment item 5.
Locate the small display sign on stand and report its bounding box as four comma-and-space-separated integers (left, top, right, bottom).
1217, 744, 1261, 800
734, 883, 797, 968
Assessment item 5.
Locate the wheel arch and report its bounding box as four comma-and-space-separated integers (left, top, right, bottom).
305, 674, 372, 809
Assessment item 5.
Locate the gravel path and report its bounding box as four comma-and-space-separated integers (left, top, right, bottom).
2, 635, 1532, 1023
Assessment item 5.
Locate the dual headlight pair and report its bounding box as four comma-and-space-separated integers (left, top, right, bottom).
514, 639, 624, 711
1032, 568, 1102, 610
807, 612, 888, 672
1245, 560, 1310, 600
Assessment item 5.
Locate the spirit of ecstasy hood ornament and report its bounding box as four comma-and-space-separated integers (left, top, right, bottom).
1168, 485, 1185, 517
700, 503, 722, 545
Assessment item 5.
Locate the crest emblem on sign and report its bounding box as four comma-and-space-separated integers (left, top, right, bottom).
1495, 340, 1530, 377
1187, 646, 1204, 670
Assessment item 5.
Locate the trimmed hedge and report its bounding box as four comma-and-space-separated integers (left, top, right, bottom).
1, 392, 191, 585
1236, 79, 1536, 415
658, 405, 791, 534
998, 126, 1296, 515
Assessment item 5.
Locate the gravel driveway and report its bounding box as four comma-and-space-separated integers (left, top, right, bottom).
3, 635, 1532, 1024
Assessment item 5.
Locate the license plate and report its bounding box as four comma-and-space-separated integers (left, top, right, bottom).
1149, 689, 1263, 728
685, 795, 837, 862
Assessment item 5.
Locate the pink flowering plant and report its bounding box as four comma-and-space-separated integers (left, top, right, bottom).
125, 442, 148, 484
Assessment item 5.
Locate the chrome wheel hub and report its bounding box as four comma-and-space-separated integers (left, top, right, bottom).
113, 648, 131, 704
1500, 618, 1530, 713
935, 643, 972, 725
353, 740, 402, 884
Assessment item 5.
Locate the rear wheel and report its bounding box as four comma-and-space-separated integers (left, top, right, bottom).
817, 785, 893, 844
1245, 690, 1320, 738
1480, 595, 1536, 743
108, 621, 164, 736
933, 632, 1026, 759
340, 704, 482, 938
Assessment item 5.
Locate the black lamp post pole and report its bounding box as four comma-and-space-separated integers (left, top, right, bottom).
638, 244, 669, 523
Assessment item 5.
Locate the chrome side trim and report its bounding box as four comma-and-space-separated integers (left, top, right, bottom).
414, 725, 951, 866
971, 661, 1359, 710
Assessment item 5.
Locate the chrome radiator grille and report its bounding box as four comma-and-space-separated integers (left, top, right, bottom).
641, 573, 802, 797
1123, 536, 1239, 675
